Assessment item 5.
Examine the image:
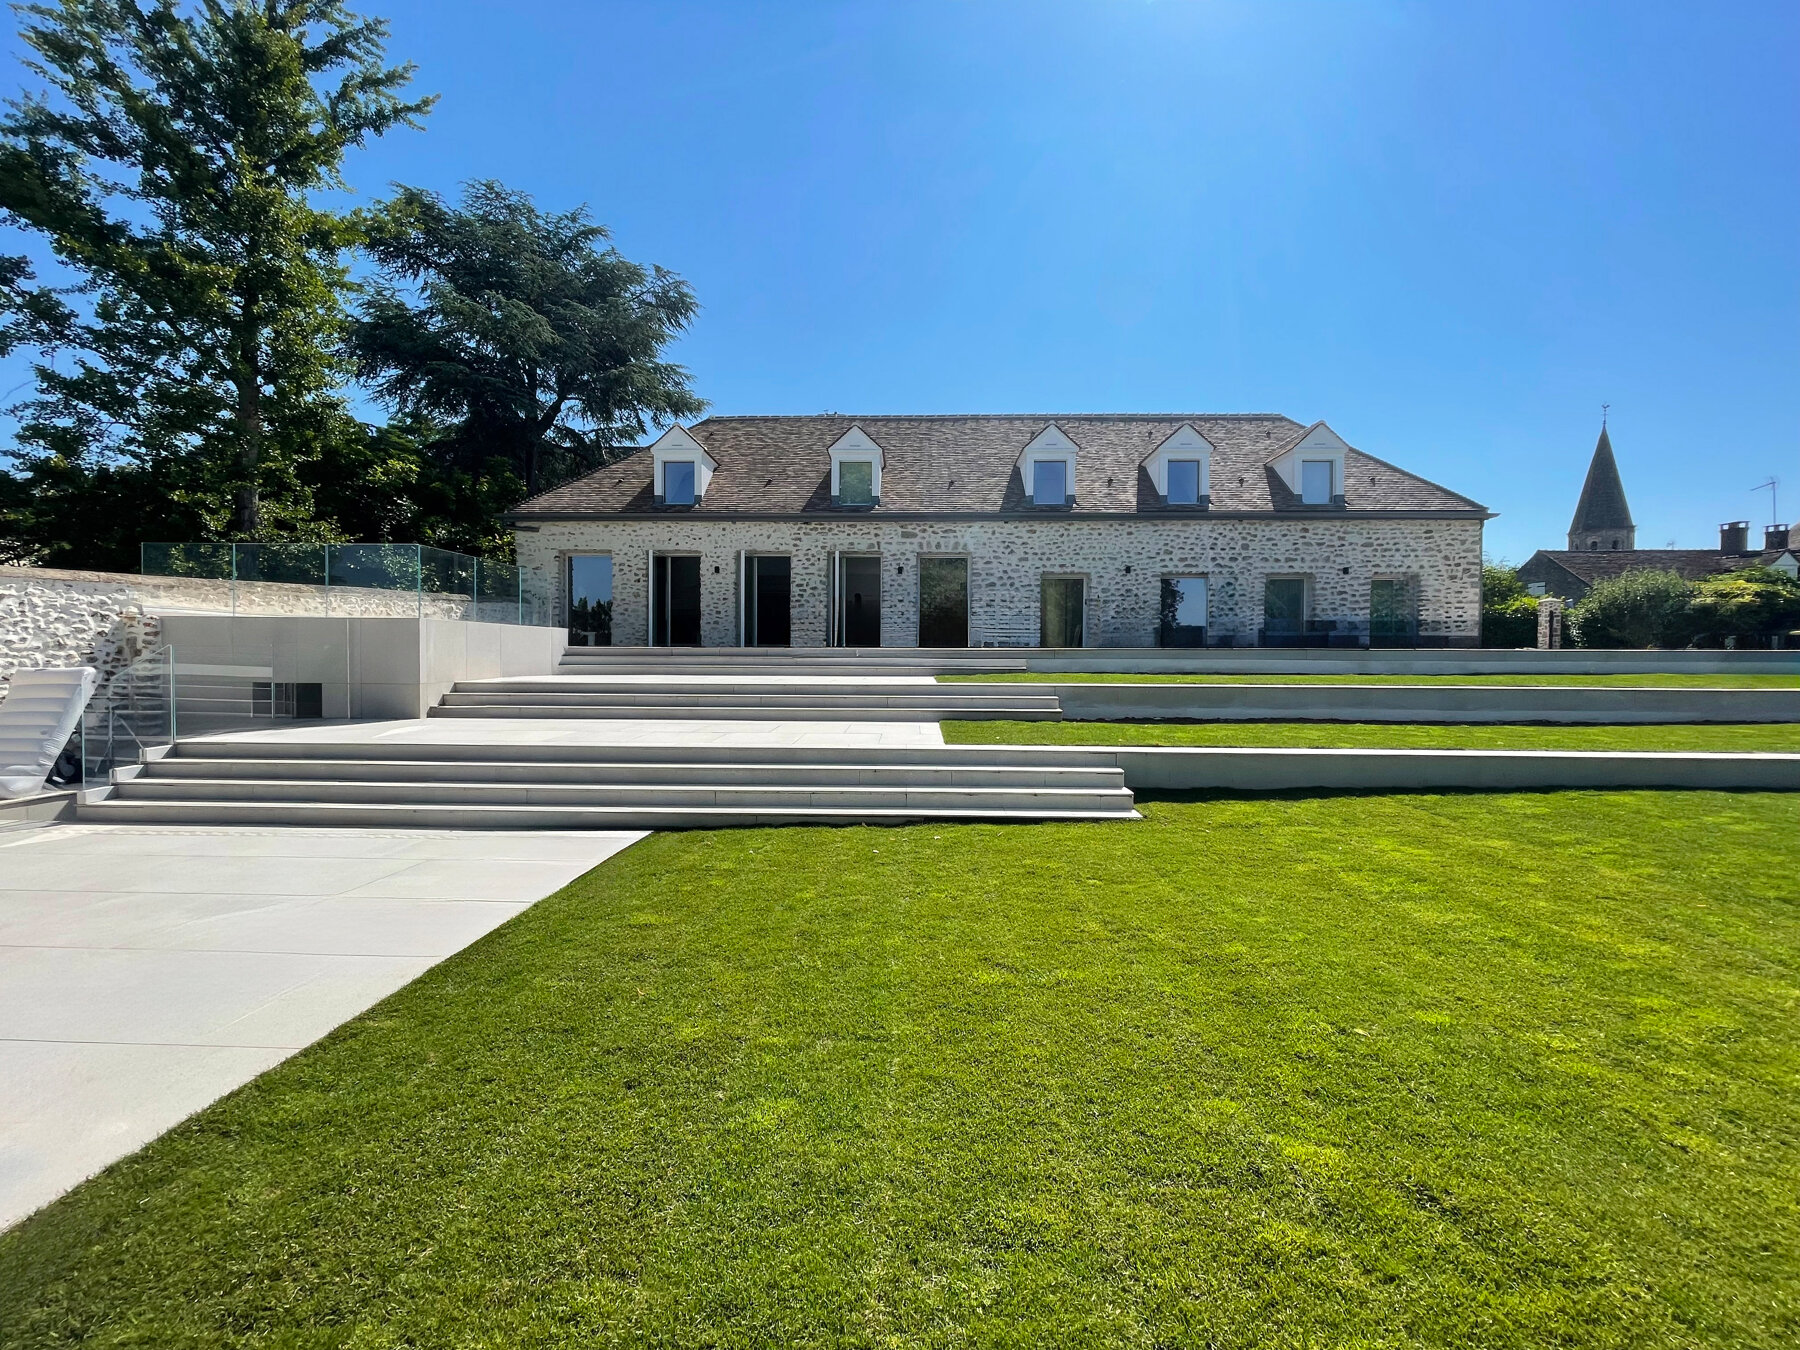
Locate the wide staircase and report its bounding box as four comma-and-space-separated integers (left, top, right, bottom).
82, 739, 1136, 828
430, 646, 1059, 722
78, 647, 1137, 828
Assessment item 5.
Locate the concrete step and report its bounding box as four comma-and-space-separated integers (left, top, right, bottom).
427, 702, 1061, 722
149, 755, 1125, 789
113, 776, 1135, 814
437, 690, 1055, 710
556, 650, 1027, 676
171, 739, 1112, 768
78, 798, 1140, 829
81, 735, 1138, 829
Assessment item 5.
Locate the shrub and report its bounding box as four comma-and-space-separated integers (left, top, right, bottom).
1569, 569, 1693, 648
1481, 563, 1540, 647
1687, 567, 1800, 645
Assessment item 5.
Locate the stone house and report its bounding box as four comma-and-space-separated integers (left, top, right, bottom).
508, 414, 1489, 649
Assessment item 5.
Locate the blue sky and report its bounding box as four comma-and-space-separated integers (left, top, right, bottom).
4, 0, 1796, 560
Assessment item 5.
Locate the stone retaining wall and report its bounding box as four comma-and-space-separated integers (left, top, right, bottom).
0, 570, 161, 701
0, 565, 519, 702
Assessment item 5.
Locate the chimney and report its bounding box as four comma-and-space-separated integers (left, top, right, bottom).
1719, 521, 1750, 554
1768, 524, 1792, 551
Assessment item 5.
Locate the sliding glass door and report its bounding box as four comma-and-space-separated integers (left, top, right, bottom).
652, 554, 702, 646
742, 554, 791, 647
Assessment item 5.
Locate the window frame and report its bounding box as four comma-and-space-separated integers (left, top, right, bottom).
1032, 458, 1068, 507
1299, 459, 1333, 506
1165, 459, 1201, 506
1159, 573, 1208, 647
663, 459, 697, 506
837, 459, 875, 507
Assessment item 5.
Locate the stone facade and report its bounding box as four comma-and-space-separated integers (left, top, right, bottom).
516, 516, 1484, 648
0, 569, 162, 701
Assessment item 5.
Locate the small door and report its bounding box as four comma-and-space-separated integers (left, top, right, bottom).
567, 554, 613, 646
839, 555, 881, 647
744, 555, 791, 647
654, 554, 702, 646
918, 557, 968, 647
1159, 575, 1207, 647
1041, 576, 1085, 648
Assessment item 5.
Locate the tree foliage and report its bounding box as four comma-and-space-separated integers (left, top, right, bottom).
1686, 567, 1800, 644
0, 0, 432, 539
349, 180, 704, 500
1480, 562, 1539, 647
1569, 569, 1694, 648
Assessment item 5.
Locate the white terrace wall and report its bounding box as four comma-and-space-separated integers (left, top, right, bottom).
517, 516, 1484, 647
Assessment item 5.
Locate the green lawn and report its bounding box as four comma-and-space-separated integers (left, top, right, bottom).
4, 795, 1799, 1347
943, 719, 1800, 752
942, 671, 1800, 687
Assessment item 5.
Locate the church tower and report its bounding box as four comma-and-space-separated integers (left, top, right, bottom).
1567, 422, 1635, 551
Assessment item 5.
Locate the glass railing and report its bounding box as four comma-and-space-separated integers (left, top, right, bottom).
140, 543, 551, 625
81, 645, 177, 784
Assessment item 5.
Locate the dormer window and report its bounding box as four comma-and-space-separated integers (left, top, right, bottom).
1167, 459, 1201, 505
1300, 460, 1332, 505
1019, 423, 1078, 509
1143, 424, 1213, 509
827, 426, 884, 508
1267, 422, 1347, 510
839, 460, 873, 506
648, 424, 717, 506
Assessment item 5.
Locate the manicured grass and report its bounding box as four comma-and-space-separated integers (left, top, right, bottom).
942, 671, 1800, 687
943, 719, 1800, 752
4, 795, 1799, 1347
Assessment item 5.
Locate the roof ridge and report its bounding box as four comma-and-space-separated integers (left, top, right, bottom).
692, 412, 1301, 422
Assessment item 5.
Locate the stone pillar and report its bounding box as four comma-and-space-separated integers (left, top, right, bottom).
1536, 596, 1565, 650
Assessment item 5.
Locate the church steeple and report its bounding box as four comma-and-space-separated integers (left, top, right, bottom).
1567, 421, 1635, 551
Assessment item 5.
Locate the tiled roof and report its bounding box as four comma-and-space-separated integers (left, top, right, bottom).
511, 414, 1487, 518
1568, 426, 1634, 535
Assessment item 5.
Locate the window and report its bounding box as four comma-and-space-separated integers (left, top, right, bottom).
1166, 459, 1200, 505
1033, 459, 1067, 506
665, 460, 696, 505
1369, 578, 1413, 647
1264, 577, 1307, 636
1159, 576, 1207, 647
566, 554, 613, 647
839, 460, 873, 506
1041, 575, 1084, 646
1300, 459, 1332, 505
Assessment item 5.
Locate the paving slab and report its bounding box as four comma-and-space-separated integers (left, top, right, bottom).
0, 823, 643, 1231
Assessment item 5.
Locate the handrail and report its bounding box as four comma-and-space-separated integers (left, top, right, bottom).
81, 645, 176, 784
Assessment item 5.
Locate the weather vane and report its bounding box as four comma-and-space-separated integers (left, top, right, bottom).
1601, 402, 1609, 427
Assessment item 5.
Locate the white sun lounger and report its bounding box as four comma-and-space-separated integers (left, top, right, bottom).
0, 666, 98, 799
